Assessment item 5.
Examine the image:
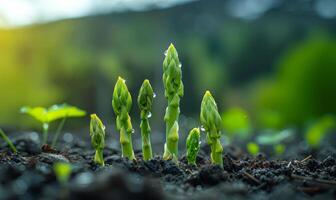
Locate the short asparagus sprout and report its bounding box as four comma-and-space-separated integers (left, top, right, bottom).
137, 79, 154, 161
20, 104, 86, 145
200, 91, 223, 167
247, 142, 259, 157
186, 128, 200, 166
90, 114, 105, 166
112, 77, 135, 160
0, 128, 17, 153
53, 162, 72, 185
162, 43, 184, 163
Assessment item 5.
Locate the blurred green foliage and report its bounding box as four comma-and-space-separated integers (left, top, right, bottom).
305, 115, 335, 148
222, 107, 251, 139
0, 2, 335, 131
53, 162, 72, 185
274, 144, 286, 155
247, 142, 259, 156
255, 34, 336, 127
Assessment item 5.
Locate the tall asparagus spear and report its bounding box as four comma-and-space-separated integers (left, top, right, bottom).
137, 79, 154, 161
200, 91, 224, 167
162, 43, 184, 163
112, 77, 135, 160
90, 114, 105, 166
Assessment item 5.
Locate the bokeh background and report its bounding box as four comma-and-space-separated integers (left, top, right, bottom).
0, 0, 336, 146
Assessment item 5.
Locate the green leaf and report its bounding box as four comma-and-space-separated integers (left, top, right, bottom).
21, 104, 86, 123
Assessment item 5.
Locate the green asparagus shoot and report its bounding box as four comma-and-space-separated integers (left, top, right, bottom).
162, 43, 184, 163
200, 91, 223, 167
0, 128, 17, 153
186, 128, 200, 166
90, 114, 106, 166
20, 104, 86, 145
247, 142, 259, 157
137, 79, 154, 161
53, 162, 72, 185
112, 77, 135, 160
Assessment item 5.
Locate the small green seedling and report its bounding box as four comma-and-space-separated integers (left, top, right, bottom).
222, 107, 251, 140
200, 91, 224, 167
53, 162, 72, 185
186, 128, 200, 166
162, 43, 184, 163
137, 79, 154, 161
305, 115, 335, 148
0, 128, 17, 153
247, 142, 259, 157
20, 104, 86, 145
112, 77, 135, 160
90, 114, 105, 166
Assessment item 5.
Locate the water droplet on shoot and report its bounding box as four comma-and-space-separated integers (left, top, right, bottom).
164, 50, 168, 56
131, 129, 135, 133
179, 63, 182, 68
200, 126, 205, 132
153, 93, 156, 98
147, 112, 152, 118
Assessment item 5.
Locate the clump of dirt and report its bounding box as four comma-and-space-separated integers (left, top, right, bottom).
0, 133, 336, 200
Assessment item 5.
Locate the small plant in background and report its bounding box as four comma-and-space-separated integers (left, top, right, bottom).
112, 77, 135, 160
200, 91, 224, 167
137, 79, 154, 161
0, 128, 17, 153
90, 114, 106, 166
247, 142, 259, 157
53, 162, 72, 185
305, 115, 335, 148
162, 43, 184, 162
186, 128, 200, 166
256, 129, 294, 155
222, 107, 251, 140
274, 144, 286, 155
20, 104, 86, 146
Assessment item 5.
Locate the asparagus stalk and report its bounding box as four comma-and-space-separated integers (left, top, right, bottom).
186, 128, 200, 166
90, 114, 105, 166
200, 91, 224, 167
162, 43, 184, 163
112, 77, 135, 160
137, 79, 154, 161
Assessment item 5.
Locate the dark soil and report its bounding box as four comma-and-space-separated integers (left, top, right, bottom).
1, 132, 336, 200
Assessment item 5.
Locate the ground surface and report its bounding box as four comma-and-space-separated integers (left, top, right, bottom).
1, 132, 336, 200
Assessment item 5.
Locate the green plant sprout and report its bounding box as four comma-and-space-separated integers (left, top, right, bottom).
0, 128, 17, 153
20, 104, 86, 145
53, 162, 72, 185
162, 43, 184, 162
90, 114, 105, 166
222, 107, 251, 140
247, 142, 259, 157
112, 77, 135, 160
305, 115, 335, 148
274, 144, 285, 155
137, 79, 154, 161
186, 128, 200, 166
200, 91, 223, 167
